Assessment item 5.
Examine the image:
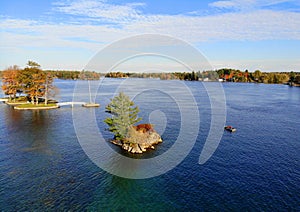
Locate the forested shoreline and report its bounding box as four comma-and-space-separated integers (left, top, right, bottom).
1, 65, 300, 85
104, 69, 300, 85
0, 66, 102, 81
44, 70, 102, 80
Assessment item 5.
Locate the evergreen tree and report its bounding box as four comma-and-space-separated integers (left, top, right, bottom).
289, 71, 295, 83
104, 92, 142, 140
253, 70, 262, 82
27, 60, 41, 68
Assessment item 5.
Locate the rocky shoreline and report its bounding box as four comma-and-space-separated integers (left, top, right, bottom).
111, 124, 162, 154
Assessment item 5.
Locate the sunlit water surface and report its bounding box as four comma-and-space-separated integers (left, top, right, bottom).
0, 79, 299, 211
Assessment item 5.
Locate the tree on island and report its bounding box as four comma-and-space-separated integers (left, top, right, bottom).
27, 60, 41, 68
253, 70, 262, 82
44, 72, 57, 105
1, 65, 21, 102
1, 61, 56, 105
104, 92, 162, 154
289, 71, 296, 85
19, 61, 48, 105
104, 92, 142, 140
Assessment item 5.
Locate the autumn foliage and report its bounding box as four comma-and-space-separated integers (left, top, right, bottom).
133, 124, 154, 133
1, 61, 56, 104
1, 65, 21, 101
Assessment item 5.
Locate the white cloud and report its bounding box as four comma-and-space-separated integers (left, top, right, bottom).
126, 10, 300, 42
53, 0, 145, 24
209, 0, 240, 9
47, 0, 300, 42
2, 9, 300, 50
1, 0, 300, 70
209, 0, 297, 10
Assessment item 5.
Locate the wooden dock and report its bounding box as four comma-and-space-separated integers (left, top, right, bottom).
0, 98, 9, 102
57, 102, 100, 108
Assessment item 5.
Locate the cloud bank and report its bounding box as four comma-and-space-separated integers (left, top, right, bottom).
0, 0, 300, 70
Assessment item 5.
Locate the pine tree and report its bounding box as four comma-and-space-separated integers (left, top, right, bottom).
104, 92, 142, 140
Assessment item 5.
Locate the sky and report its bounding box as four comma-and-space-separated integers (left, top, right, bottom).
0, 0, 300, 72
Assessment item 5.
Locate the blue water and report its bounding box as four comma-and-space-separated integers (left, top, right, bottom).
0, 79, 299, 211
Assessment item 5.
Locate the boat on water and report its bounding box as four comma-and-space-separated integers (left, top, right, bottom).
224, 125, 236, 132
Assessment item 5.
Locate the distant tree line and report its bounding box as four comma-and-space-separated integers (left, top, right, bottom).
217, 68, 300, 84
104, 71, 219, 81
1, 64, 299, 85
104, 69, 300, 84
44, 70, 101, 80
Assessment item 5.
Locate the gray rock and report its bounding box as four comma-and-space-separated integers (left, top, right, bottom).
110, 129, 162, 154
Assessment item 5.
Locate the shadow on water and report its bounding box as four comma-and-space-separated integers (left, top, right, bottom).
4, 106, 55, 155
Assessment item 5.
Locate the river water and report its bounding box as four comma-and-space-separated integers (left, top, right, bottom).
0, 79, 299, 211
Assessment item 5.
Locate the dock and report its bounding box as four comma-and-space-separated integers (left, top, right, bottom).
57, 102, 100, 108
82, 103, 100, 107
0, 98, 9, 102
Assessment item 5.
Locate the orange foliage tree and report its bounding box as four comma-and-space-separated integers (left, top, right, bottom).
1, 65, 21, 102
18, 61, 46, 104
1, 61, 56, 105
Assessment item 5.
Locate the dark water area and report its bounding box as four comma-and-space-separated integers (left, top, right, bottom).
0, 79, 299, 211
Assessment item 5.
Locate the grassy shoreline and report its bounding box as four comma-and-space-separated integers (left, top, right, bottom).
14, 103, 59, 110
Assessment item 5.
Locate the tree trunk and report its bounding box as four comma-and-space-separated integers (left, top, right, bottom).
35, 95, 38, 105
45, 81, 48, 105
45, 89, 48, 105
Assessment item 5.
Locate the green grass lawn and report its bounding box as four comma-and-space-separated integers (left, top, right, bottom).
7, 96, 28, 103
16, 103, 58, 108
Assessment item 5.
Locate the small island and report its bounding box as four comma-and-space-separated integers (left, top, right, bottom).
13, 103, 59, 110
104, 92, 162, 154
1, 61, 100, 110
1, 61, 58, 110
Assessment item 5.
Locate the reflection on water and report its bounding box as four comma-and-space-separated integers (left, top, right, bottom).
4, 108, 54, 155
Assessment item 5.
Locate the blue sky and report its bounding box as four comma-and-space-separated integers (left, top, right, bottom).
1, 0, 300, 71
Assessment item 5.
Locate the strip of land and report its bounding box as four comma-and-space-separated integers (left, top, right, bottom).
13, 103, 59, 110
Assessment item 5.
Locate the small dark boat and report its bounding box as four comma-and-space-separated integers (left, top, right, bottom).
224, 125, 236, 132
